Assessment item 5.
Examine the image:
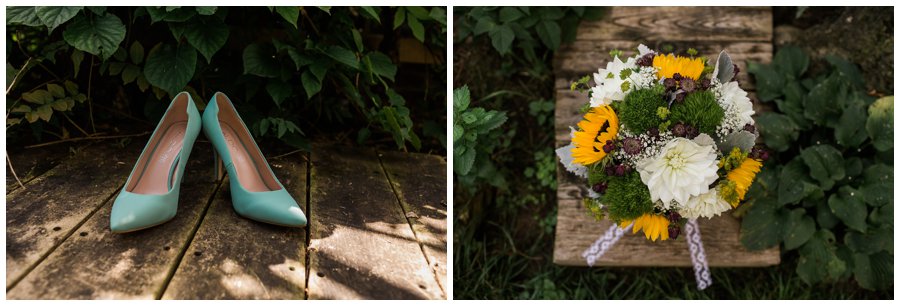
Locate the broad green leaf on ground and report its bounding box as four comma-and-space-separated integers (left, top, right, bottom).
866, 96, 893, 151
828, 186, 868, 233
852, 251, 892, 290
499, 7, 523, 23
740, 198, 788, 250
63, 13, 126, 61
455, 145, 476, 175
816, 201, 840, 229
835, 97, 868, 148
144, 42, 197, 95
746, 61, 785, 102
777, 159, 818, 205
275, 6, 299, 28
826, 55, 865, 89
35, 6, 82, 32
772, 45, 809, 80
184, 16, 229, 62
7, 7, 42, 27
845, 227, 892, 255
859, 163, 892, 207
755, 113, 798, 152
804, 76, 843, 125
800, 145, 845, 190
797, 230, 843, 284
784, 208, 816, 250
242, 43, 280, 77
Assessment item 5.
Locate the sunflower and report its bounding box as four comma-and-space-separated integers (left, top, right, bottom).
571, 105, 619, 165
623, 213, 671, 241
652, 54, 705, 80
725, 157, 763, 207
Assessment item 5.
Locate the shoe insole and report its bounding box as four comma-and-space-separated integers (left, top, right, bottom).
221, 122, 279, 192
130, 122, 187, 195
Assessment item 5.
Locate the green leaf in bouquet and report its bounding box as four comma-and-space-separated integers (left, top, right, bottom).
772, 45, 809, 80
865, 96, 893, 152
859, 163, 892, 207
800, 144, 845, 190
777, 159, 818, 205
783, 208, 816, 250
755, 113, 798, 152
713, 50, 734, 83
740, 197, 788, 250
827, 186, 868, 233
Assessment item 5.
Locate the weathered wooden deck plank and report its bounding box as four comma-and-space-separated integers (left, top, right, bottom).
378, 150, 448, 296
161, 153, 309, 300
6, 145, 218, 299
553, 7, 780, 267
5, 141, 143, 288
307, 143, 442, 299
5, 144, 80, 193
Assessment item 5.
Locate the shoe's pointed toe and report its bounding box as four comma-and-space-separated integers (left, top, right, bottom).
233, 189, 307, 227
110, 192, 178, 233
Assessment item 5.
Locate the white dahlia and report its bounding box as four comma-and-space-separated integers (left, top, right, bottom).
680, 188, 732, 219
637, 138, 719, 206
717, 81, 755, 128
589, 56, 636, 107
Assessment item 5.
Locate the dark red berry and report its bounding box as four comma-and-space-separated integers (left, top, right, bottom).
684, 125, 698, 138
667, 211, 682, 223
648, 127, 660, 139
674, 92, 686, 103
700, 78, 711, 90
668, 225, 681, 240
606, 165, 616, 176
592, 182, 608, 194
663, 78, 677, 90
673, 73, 683, 81
602, 140, 616, 153
614, 164, 626, 176
636, 53, 655, 67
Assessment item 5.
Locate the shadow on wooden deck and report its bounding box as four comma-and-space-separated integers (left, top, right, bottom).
5, 139, 447, 300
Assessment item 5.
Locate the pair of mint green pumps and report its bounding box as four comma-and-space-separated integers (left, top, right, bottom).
110, 92, 307, 233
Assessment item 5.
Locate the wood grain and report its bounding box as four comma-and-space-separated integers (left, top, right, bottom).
5, 141, 143, 288
5, 144, 79, 193
161, 153, 309, 300
573, 7, 773, 42
307, 143, 442, 299
552, 7, 780, 267
6, 145, 218, 299
378, 150, 448, 297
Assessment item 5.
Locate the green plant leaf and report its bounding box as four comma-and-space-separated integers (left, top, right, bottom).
859, 163, 892, 207
242, 43, 279, 77
755, 112, 799, 152
63, 13, 126, 61
275, 6, 299, 29
454, 85, 471, 112
816, 201, 840, 229
36, 105, 53, 122
406, 7, 429, 20
22, 89, 54, 105
772, 45, 808, 80
130, 41, 145, 65
499, 7, 523, 23
845, 227, 892, 255
800, 144, 845, 190
359, 7, 380, 23
852, 251, 892, 290
266, 79, 292, 107
35, 6, 82, 32
796, 229, 842, 284
122, 64, 141, 84
777, 159, 818, 205
352, 29, 364, 52
455, 145, 476, 175
746, 61, 785, 102
364, 52, 397, 82
740, 197, 788, 250
866, 96, 893, 151
47, 83, 65, 98
825, 55, 865, 90
489, 24, 515, 55
835, 97, 868, 148
429, 7, 446, 26
143, 42, 197, 95
300, 70, 321, 99
804, 75, 842, 125
407, 15, 425, 42
325, 46, 359, 70
392, 8, 405, 30
828, 186, 868, 233
195, 6, 217, 15
535, 20, 561, 50
783, 208, 816, 250
183, 16, 229, 63
7, 6, 42, 27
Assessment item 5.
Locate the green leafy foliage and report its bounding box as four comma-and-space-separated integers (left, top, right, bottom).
617, 86, 667, 133
453, 86, 508, 180
7, 6, 445, 152
742, 47, 893, 290
603, 172, 654, 223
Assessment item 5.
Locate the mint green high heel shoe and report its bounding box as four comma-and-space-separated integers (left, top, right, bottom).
202, 92, 307, 227
110, 92, 201, 233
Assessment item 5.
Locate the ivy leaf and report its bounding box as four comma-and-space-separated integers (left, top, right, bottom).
740, 197, 788, 250
535, 20, 561, 50
275, 6, 299, 29
783, 208, 816, 250
828, 186, 868, 233
7, 6, 42, 27
859, 163, 892, 207
35, 6, 82, 32
865, 96, 893, 151
300, 71, 321, 99
143, 42, 197, 95
800, 145, 845, 190
755, 112, 798, 152
265, 79, 292, 107
489, 24, 515, 55
407, 15, 425, 42
242, 43, 279, 77
364, 52, 397, 82
63, 13, 126, 61
183, 16, 229, 63
325, 46, 359, 70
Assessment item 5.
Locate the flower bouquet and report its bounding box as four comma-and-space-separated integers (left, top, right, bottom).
557, 44, 769, 242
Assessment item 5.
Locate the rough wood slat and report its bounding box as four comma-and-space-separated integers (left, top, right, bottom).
161, 154, 309, 300
553, 7, 779, 267
5, 141, 143, 288
378, 150, 448, 297
307, 143, 442, 299
6, 145, 218, 299
554, 41, 772, 90
6, 144, 79, 193
574, 7, 773, 42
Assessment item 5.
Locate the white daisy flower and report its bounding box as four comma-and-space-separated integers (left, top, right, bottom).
637, 138, 720, 206
680, 188, 732, 219
590, 56, 637, 107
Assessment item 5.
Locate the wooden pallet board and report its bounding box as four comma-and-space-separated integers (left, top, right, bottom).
553, 6, 780, 267
307, 144, 443, 299
5, 140, 446, 299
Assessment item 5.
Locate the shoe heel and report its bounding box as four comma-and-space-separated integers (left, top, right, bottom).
214, 150, 224, 181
